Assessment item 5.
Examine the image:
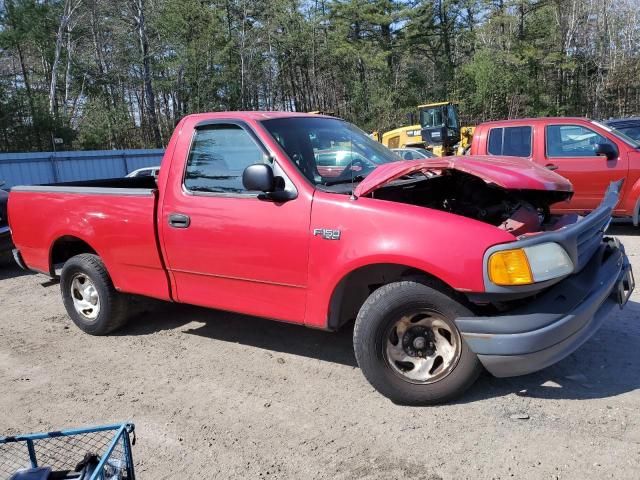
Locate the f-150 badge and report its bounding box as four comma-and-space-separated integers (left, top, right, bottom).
313, 228, 341, 240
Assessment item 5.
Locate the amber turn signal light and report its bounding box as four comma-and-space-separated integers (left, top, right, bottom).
488, 249, 534, 286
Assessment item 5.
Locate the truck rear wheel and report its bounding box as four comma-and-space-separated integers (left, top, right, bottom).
353, 280, 482, 405
60, 254, 129, 335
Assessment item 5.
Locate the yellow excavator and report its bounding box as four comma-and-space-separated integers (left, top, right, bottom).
372, 102, 475, 157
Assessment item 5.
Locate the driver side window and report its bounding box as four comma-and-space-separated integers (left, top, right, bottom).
546, 125, 613, 158
184, 124, 268, 194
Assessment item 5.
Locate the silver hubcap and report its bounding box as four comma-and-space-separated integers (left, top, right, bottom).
385, 310, 461, 384
70, 273, 100, 320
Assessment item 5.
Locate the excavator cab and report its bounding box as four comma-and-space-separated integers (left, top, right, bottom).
418, 102, 461, 156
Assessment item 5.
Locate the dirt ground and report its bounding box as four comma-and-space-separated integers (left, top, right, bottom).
1, 226, 640, 480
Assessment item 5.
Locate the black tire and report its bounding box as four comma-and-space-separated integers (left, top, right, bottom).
60, 253, 129, 335
353, 280, 482, 405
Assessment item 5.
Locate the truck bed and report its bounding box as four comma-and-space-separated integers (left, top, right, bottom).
9, 177, 170, 301
38, 175, 158, 190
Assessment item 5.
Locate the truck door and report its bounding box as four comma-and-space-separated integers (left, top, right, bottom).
540, 124, 628, 212
159, 121, 310, 323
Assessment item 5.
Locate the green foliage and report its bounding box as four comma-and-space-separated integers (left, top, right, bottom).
0, 0, 639, 152
76, 100, 139, 150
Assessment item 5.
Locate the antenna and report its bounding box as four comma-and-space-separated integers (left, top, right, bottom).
350, 124, 356, 200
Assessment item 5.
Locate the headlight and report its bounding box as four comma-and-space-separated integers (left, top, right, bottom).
488, 242, 573, 286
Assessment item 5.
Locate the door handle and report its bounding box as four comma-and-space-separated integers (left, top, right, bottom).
168, 213, 191, 228
545, 163, 559, 171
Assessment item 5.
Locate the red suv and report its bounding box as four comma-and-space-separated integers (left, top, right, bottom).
471, 117, 640, 221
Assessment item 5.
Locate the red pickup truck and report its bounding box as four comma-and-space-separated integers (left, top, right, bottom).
471, 117, 640, 221
9, 112, 634, 405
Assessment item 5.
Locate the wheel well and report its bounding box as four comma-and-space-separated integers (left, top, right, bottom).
327, 264, 455, 331
50, 236, 97, 275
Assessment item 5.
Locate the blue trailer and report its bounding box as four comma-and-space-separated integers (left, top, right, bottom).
0, 423, 136, 479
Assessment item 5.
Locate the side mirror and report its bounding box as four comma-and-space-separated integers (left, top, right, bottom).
242, 164, 297, 202
594, 143, 618, 161
243, 164, 275, 192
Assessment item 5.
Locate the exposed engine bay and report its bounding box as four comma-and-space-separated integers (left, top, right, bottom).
370, 170, 575, 236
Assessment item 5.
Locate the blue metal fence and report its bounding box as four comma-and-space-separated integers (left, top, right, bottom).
0, 149, 165, 189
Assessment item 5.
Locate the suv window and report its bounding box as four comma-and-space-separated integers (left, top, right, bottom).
487, 126, 532, 157
618, 126, 640, 142
184, 124, 267, 194
546, 125, 613, 157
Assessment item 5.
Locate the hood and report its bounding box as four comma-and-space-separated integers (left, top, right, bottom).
353, 156, 573, 197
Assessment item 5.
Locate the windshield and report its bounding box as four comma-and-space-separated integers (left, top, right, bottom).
591, 120, 640, 148
261, 117, 401, 186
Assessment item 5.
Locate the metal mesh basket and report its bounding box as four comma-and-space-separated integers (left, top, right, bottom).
0, 423, 135, 480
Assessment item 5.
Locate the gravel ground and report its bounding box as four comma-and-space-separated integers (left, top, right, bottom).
1, 226, 639, 479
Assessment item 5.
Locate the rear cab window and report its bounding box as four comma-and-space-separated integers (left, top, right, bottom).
487, 126, 532, 157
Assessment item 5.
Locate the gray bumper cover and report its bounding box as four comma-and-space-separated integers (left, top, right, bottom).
456, 242, 633, 377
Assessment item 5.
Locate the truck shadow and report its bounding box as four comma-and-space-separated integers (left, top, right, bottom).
455, 302, 640, 404
461, 338, 640, 404
121, 301, 358, 367
608, 224, 639, 236
0, 259, 33, 280
121, 299, 640, 403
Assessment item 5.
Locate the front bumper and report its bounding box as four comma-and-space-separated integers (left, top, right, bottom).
456, 239, 634, 377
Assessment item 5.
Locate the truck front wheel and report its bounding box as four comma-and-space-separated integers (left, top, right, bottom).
353, 281, 482, 405
60, 254, 129, 335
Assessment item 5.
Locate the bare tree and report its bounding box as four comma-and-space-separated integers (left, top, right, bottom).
49, 0, 83, 115
131, 0, 162, 148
